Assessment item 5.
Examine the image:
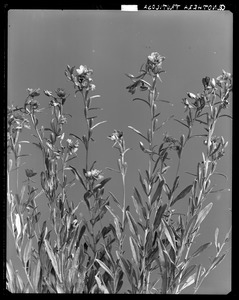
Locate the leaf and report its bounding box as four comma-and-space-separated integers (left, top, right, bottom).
174, 118, 189, 129
126, 211, 138, 237
90, 94, 101, 100
95, 273, 109, 294
191, 242, 212, 258
95, 177, 111, 190
196, 202, 213, 228
138, 170, 148, 195
128, 126, 149, 142
91, 120, 107, 131
33, 259, 41, 292
151, 179, 164, 206
194, 264, 202, 290
116, 251, 132, 285
23, 238, 33, 269
153, 203, 167, 231
223, 227, 231, 244
132, 97, 150, 107
171, 185, 193, 207
162, 220, 176, 253
129, 236, 140, 266
44, 239, 61, 281
181, 264, 197, 284
109, 191, 122, 209
214, 228, 219, 249
211, 253, 227, 270
67, 165, 86, 190
95, 259, 114, 280
180, 272, 196, 291
133, 187, 143, 208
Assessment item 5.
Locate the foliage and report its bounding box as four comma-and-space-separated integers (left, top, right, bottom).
6, 54, 232, 293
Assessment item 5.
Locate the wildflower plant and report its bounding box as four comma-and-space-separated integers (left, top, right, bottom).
6, 54, 232, 294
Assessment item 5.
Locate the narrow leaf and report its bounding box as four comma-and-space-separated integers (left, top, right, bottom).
126, 210, 138, 237
151, 179, 164, 206
91, 120, 107, 130
171, 185, 193, 207
180, 272, 196, 291
109, 191, 122, 209
196, 202, 213, 228
174, 119, 189, 129
153, 203, 167, 231
67, 165, 86, 190
128, 126, 149, 142
162, 220, 176, 253
95, 259, 114, 280
132, 97, 150, 107
214, 228, 219, 249
211, 253, 227, 270
194, 264, 202, 290
23, 238, 32, 269
44, 239, 61, 281
129, 236, 139, 265
133, 187, 143, 208
191, 242, 212, 258
181, 264, 197, 283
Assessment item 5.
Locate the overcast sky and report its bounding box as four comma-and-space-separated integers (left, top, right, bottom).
7, 10, 232, 294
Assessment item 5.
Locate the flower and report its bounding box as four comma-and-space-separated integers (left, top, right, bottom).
126, 80, 141, 95
202, 76, 211, 89
55, 88, 66, 98
66, 138, 79, 155
148, 52, 165, 65
216, 69, 232, 83
76, 65, 93, 78
108, 130, 123, 142
25, 168, 37, 178
85, 169, 104, 181
44, 90, 53, 97
27, 88, 40, 98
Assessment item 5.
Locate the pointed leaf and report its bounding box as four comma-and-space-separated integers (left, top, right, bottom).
211, 253, 227, 270
138, 170, 148, 195
151, 179, 164, 206
44, 239, 61, 281
180, 272, 196, 291
133, 187, 143, 208
126, 211, 138, 237
95, 259, 114, 280
215, 228, 219, 249
91, 120, 107, 131
194, 264, 202, 290
128, 126, 149, 142
191, 242, 212, 258
23, 238, 33, 269
196, 202, 213, 228
153, 203, 167, 231
33, 259, 41, 292
181, 264, 197, 284
174, 118, 189, 129
67, 165, 87, 190
129, 236, 139, 265
132, 97, 150, 107
109, 191, 122, 209
162, 220, 176, 253
171, 185, 193, 207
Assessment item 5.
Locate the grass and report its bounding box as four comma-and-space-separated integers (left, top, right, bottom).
6, 54, 232, 294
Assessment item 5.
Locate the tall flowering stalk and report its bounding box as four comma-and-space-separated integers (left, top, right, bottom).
126, 53, 232, 294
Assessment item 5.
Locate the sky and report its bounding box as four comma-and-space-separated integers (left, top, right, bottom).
7, 10, 232, 294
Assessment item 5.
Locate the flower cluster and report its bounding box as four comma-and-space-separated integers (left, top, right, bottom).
85, 169, 104, 181
208, 135, 228, 161
27, 88, 41, 98
146, 52, 165, 76
108, 130, 123, 147
66, 138, 79, 155
65, 64, 96, 91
